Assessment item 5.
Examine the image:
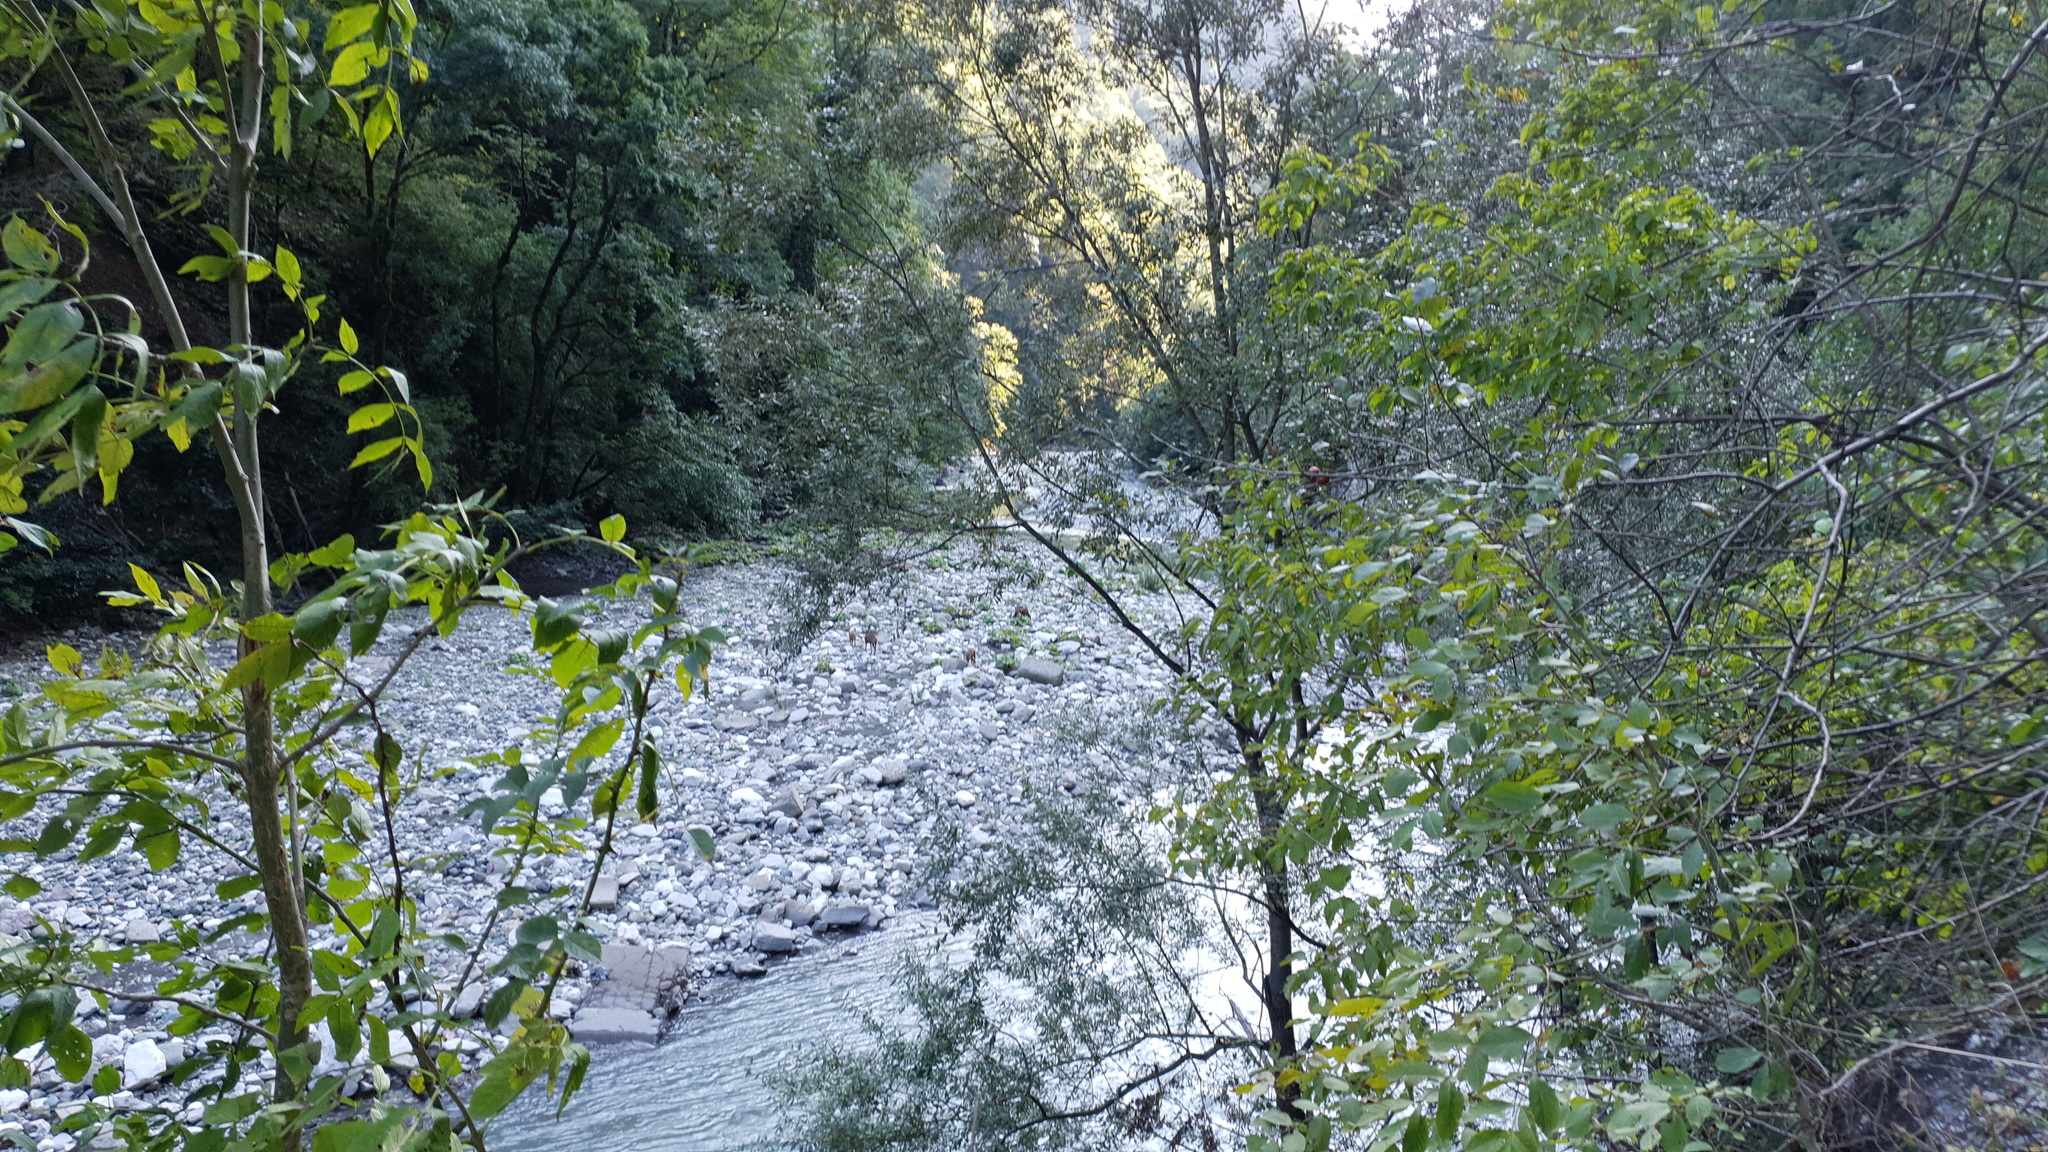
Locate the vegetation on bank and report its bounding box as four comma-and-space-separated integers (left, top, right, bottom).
0, 0, 2043, 1148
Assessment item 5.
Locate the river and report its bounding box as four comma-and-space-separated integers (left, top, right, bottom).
493, 936, 911, 1152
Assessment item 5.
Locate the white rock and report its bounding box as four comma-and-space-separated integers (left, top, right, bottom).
121, 1039, 167, 1089
729, 787, 765, 806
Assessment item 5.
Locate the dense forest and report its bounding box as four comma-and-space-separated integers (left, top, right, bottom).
0, 0, 2044, 1148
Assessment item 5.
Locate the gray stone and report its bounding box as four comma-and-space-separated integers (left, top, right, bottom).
734, 961, 767, 978
875, 758, 909, 786
783, 899, 817, 927
451, 984, 485, 1019
122, 917, 161, 944
754, 923, 798, 953
584, 943, 690, 1014
768, 788, 806, 818
977, 720, 1001, 741
1012, 657, 1065, 685
818, 904, 873, 929
589, 875, 620, 911
745, 870, 777, 892
568, 1007, 659, 1045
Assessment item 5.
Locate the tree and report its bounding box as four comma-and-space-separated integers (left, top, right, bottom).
0, 2, 722, 1149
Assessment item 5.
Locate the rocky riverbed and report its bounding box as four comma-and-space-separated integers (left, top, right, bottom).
0, 542, 1187, 1150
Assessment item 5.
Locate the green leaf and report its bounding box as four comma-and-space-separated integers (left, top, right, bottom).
2, 875, 39, 900
177, 254, 239, 281
46, 1023, 90, 1081
1715, 1047, 1763, 1073
563, 931, 603, 964
293, 597, 347, 650
1400, 1113, 1428, 1152
338, 319, 359, 355
514, 915, 558, 946
361, 87, 399, 157
1, 219, 58, 274
636, 742, 661, 823
1476, 1024, 1534, 1058
686, 826, 717, 862
324, 3, 382, 49
346, 403, 395, 432
309, 534, 357, 567
568, 719, 625, 769
1434, 1082, 1466, 1140
0, 339, 92, 415
215, 873, 262, 900
1485, 781, 1542, 813
532, 598, 584, 650
34, 816, 77, 855
481, 979, 526, 1028
325, 1000, 361, 1062
138, 829, 181, 871
348, 436, 404, 468
369, 907, 399, 957
1580, 803, 1632, 832
599, 514, 626, 543
2, 301, 84, 371
372, 731, 403, 774
1528, 1079, 1563, 1131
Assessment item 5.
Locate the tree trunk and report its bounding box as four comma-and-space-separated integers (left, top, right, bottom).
1242, 738, 1300, 1114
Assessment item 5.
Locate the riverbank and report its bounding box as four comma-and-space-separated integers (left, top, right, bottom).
0, 540, 1186, 1148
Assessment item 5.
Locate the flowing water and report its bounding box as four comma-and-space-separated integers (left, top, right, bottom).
493, 936, 912, 1152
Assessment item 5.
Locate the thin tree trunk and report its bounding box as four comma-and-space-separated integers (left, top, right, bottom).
1241, 736, 1300, 1114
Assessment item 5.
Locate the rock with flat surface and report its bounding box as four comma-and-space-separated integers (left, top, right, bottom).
589, 875, 620, 910
818, 904, 873, 929
754, 923, 798, 953
768, 788, 805, 818
569, 1007, 660, 1045
122, 917, 162, 944
1011, 657, 1064, 685
581, 942, 690, 1016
